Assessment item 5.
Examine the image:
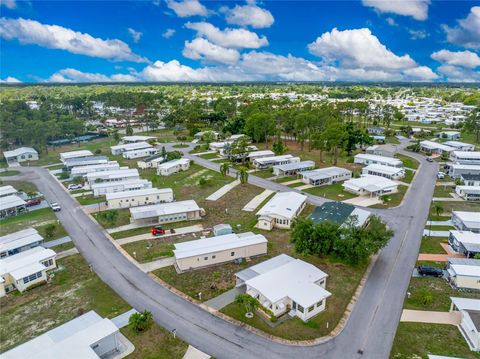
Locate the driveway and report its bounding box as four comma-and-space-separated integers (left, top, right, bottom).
400, 309, 461, 325
204, 286, 244, 310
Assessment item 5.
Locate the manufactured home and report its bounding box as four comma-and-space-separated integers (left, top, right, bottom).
449, 230, 480, 257
2, 147, 38, 164
272, 160, 315, 176
365, 144, 397, 158
121, 135, 154, 143
461, 174, 480, 187
362, 164, 405, 180
110, 141, 152, 156
122, 147, 159, 159
63, 156, 108, 170
448, 164, 480, 179
455, 186, 480, 201
247, 150, 275, 162
450, 151, 480, 165
343, 175, 398, 197
450, 297, 480, 352
137, 155, 164, 169
0, 185, 17, 198
0, 228, 43, 258
0, 195, 27, 219
309, 202, 371, 228
256, 192, 307, 230
71, 162, 120, 177
301, 167, 352, 186
157, 158, 190, 176
91, 178, 152, 197
419, 141, 455, 155
129, 200, 203, 225
106, 188, 174, 209
354, 154, 403, 168
452, 211, 480, 233
253, 155, 300, 170
447, 258, 480, 290
85, 169, 140, 187
59, 150, 93, 163
444, 141, 476, 152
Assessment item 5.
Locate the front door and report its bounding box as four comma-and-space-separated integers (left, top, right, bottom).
292, 301, 297, 310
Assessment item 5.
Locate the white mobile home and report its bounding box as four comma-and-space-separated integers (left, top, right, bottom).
343, 175, 398, 197
455, 186, 480, 201
301, 167, 352, 186
362, 164, 405, 180
438, 131, 461, 140
122, 147, 159, 159
236, 255, 331, 322
461, 174, 480, 187
450, 297, 480, 352
2, 147, 38, 164
130, 200, 203, 225
71, 162, 120, 177
0, 228, 43, 258
272, 160, 315, 176
354, 154, 403, 168
448, 164, 480, 179
452, 211, 480, 233
110, 141, 152, 156
444, 141, 475, 152
137, 155, 164, 169
157, 158, 190, 176
59, 150, 94, 163
449, 230, 480, 257
0, 195, 27, 219
121, 135, 154, 143
365, 144, 397, 158
0, 246, 56, 296
247, 150, 275, 162
2, 310, 123, 358
447, 258, 480, 290
173, 232, 267, 272
0, 185, 17, 198
209, 142, 227, 152
106, 188, 174, 209
450, 151, 480, 165
91, 178, 152, 197
86, 168, 139, 187
63, 156, 108, 170
253, 155, 300, 170
419, 141, 455, 155
256, 192, 307, 230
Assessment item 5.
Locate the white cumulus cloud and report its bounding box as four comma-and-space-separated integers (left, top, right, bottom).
442, 6, 480, 49
46, 68, 138, 83
0, 17, 148, 62
436, 65, 480, 83
185, 22, 268, 49
1, 0, 16, 9
431, 50, 480, 69
166, 0, 208, 17
222, 3, 274, 28
128, 28, 142, 43
0, 76, 21, 83
162, 28, 176, 39
362, 0, 430, 20
183, 38, 240, 65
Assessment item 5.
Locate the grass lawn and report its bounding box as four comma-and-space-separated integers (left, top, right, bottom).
34, 222, 68, 241
252, 169, 274, 178
404, 277, 480, 312
397, 154, 419, 169
121, 324, 188, 359
403, 169, 415, 184
386, 136, 400, 144
391, 322, 480, 359
111, 220, 201, 239
122, 238, 179, 263
0, 208, 57, 236
172, 144, 190, 149
433, 183, 455, 198
0, 170, 20, 177
419, 236, 448, 254
76, 194, 106, 206
51, 241, 76, 252
303, 182, 357, 201
92, 209, 131, 229
372, 185, 408, 208
0, 254, 130, 352
0, 180, 38, 194
288, 182, 305, 188
427, 225, 455, 231
429, 201, 480, 218
198, 152, 220, 160
274, 176, 297, 183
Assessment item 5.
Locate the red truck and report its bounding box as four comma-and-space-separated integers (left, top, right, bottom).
151, 226, 165, 236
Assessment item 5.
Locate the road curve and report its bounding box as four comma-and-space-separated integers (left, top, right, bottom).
13, 144, 437, 359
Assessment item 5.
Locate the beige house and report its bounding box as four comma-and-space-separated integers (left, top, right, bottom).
447, 258, 480, 290
173, 232, 267, 272
157, 159, 190, 176
256, 192, 307, 230
129, 200, 203, 225
106, 188, 174, 209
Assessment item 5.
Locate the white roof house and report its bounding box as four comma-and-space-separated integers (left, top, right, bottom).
3, 147, 38, 163
362, 164, 405, 180
450, 297, 480, 352
0, 195, 26, 212
2, 310, 121, 359
86, 169, 139, 186
419, 140, 455, 154
71, 162, 120, 177
365, 144, 397, 157
106, 187, 174, 209
455, 185, 480, 201
63, 156, 108, 169
448, 164, 480, 179
256, 192, 307, 230
444, 141, 476, 151
121, 135, 154, 143
248, 150, 275, 161
343, 175, 398, 196
238, 254, 331, 322
106, 187, 173, 201
122, 147, 159, 159
301, 167, 352, 186
354, 153, 403, 168
272, 160, 315, 176
452, 211, 480, 233
157, 158, 190, 176
0, 228, 43, 258
59, 150, 94, 163
0, 185, 17, 198
253, 155, 300, 169
130, 200, 202, 224
448, 230, 480, 255
450, 151, 480, 165
110, 141, 152, 155
91, 178, 152, 197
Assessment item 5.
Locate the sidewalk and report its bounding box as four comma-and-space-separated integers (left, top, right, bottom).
108, 222, 152, 234
426, 220, 452, 226
400, 309, 461, 325
282, 179, 302, 185
139, 257, 175, 272
57, 247, 79, 259
204, 286, 244, 310
111, 308, 138, 328
116, 224, 205, 245
44, 236, 72, 248
296, 184, 314, 191
182, 346, 211, 359
242, 189, 273, 212
206, 180, 240, 201
423, 229, 450, 237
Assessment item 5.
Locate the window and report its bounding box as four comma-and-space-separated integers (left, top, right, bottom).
42, 259, 53, 267
320, 280, 325, 286
212, 255, 216, 259
23, 271, 42, 284
297, 305, 304, 313
204, 257, 208, 261
230, 251, 235, 256
91, 344, 99, 349
316, 300, 323, 307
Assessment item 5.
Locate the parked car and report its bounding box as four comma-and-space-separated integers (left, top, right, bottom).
67, 183, 82, 191
151, 225, 165, 236
51, 202, 61, 212
26, 198, 41, 207
426, 157, 434, 163
417, 265, 443, 277
437, 172, 445, 179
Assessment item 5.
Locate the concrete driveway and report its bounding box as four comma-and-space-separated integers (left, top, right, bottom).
400, 309, 461, 325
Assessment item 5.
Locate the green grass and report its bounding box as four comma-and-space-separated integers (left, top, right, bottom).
429, 201, 480, 218
51, 242, 75, 252
386, 136, 400, 144
372, 185, 408, 208
198, 152, 220, 159
397, 154, 419, 170
76, 194, 106, 206
35, 222, 68, 241
172, 143, 190, 149
433, 183, 455, 198
111, 220, 200, 239
0, 170, 20, 177
288, 181, 305, 188
419, 236, 448, 254
402, 169, 415, 184
427, 225, 455, 231
0, 254, 130, 352
0, 208, 57, 236
251, 169, 274, 178
92, 209, 131, 229
302, 182, 357, 201
274, 176, 297, 183
122, 240, 175, 263
0, 180, 38, 194
391, 322, 480, 359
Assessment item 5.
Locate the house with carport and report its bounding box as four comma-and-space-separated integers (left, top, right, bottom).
343, 175, 398, 197
448, 230, 480, 257
2, 147, 38, 164
452, 211, 480, 233
354, 154, 403, 168
0, 228, 44, 258
256, 192, 307, 230
450, 297, 480, 352
129, 200, 204, 225
362, 164, 405, 180
446, 258, 480, 290
301, 167, 352, 186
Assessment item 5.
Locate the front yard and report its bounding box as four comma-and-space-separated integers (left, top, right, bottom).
0, 208, 57, 236
302, 182, 357, 201
419, 236, 448, 254
397, 154, 419, 170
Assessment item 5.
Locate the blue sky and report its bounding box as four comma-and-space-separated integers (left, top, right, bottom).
1, 0, 479, 83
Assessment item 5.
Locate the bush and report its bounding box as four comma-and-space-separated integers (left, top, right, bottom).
44, 223, 57, 239
94, 149, 102, 154
129, 310, 153, 333
59, 171, 69, 180
97, 210, 119, 224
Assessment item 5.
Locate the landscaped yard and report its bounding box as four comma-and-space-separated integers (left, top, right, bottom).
302, 182, 357, 201
391, 323, 480, 359
419, 236, 448, 254
372, 185, 408, 208
397, 154, 419, 170
402, 169, 415, 184
92, 208, 131, 229
0, 208, 57, 236
429, 201, 480, 218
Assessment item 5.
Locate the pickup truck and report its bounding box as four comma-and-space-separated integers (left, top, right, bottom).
51, 202, 61, 212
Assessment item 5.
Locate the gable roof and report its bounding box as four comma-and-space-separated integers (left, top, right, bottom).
256, 192, 307, 220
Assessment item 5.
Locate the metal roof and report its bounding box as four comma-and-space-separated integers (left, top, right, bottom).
3, 147, 38, 159
0, 195, 26, 211
256, 192, 307, 220
106, 187, 172, 200
0, 228, 43, 254
130, 200, 200, 220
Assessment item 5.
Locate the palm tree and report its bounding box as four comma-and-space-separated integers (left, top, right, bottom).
220, 162, 230, 178
432, 204, 444, 218
238, 167, 249, 184
128, 310, 153, 332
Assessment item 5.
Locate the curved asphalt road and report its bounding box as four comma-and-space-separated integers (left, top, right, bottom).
14, 142, 438, 359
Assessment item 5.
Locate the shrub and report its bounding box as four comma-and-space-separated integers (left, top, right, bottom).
129, 310, 153, 332
59, 171, 69, 180
94, 149, 102, 154
44, 223, 57, 239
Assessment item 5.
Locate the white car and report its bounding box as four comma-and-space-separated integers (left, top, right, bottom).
51, 203, 61, 212
67, 183, 82, 191
437, 172, 445, 179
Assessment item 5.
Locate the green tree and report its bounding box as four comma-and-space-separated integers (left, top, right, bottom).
44, 223, 57, 240
463, 107, 480, 143
235, 294, 259, 314
323, 121, 347, 165
112, 130, 120, 143
202, 131, 216, 146
128, 310, 153, 332
161, 146, 167, 159
126, 126, 133, 136
230, 136, 250, 165
220, 162, 230, 178
432, 203, 444, 218
238, 167, 249, 184
272, 140, 286, 155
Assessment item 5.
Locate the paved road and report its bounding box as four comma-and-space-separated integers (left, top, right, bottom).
13, 141, 438, 359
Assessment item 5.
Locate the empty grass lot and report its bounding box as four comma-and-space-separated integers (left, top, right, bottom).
397, 154, 419, 170
372, 185, 408, 208
429, 201, 480, 218
198, 152, 219, 160
76, 194, 106, 206
92, 208, 131, 229
0, 208, 57, 236
35, 222, 68, 241
391, 323, 480, 359
419, 236, 448, 254
251, 169, 274, 178
402, 169, 415, 184
433, 183, 455, 198
0, 180, 38, 194
302, 182, 357, 201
